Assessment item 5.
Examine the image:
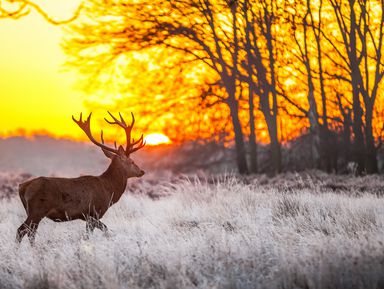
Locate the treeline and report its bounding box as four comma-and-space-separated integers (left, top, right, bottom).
64, 0, 384, 175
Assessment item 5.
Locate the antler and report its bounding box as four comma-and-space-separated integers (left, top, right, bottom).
72, 113, 119, 155
73, 112, 145, 156
129, 134, 146, 154
104, 111, 146, 156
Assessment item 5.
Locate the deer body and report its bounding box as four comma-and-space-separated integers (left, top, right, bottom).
16, 112, 145, 243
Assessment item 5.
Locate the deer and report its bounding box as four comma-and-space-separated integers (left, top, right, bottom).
16, 112, 146, 243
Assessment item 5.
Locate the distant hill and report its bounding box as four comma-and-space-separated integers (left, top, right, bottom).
0, 136, 235, 177
0, 136, 108, 176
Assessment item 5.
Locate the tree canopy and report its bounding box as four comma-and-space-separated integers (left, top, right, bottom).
64, 0, 384, 174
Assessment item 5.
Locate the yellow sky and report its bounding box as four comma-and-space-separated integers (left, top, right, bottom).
0, 0, 87, 139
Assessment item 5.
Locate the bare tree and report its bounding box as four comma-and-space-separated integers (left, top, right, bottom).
289, 0, 322, 168
0, 0, 82, 24
327, 0, 384, 174
65, 0, 249, 174
285, 0, 338, 172
63, 0, 384, 174
242, 0, 258, 173
239, 0, 282, 174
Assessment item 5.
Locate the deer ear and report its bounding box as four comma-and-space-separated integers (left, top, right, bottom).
117, 145, 125, 156
101, 148, 114, 159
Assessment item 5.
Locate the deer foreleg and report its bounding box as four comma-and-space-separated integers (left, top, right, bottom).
86, 217, 96, 234
86, 217, 108, 235
95, 220, 108, 232
16, 217, 41, 244
16, 223, 29, 243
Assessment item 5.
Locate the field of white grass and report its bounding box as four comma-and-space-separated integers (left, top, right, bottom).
0, 172, 384, 289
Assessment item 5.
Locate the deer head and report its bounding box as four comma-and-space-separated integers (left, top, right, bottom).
72, 111, 146, 178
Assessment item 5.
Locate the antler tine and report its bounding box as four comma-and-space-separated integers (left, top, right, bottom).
127, 134, 145, 155
129, 139, 146, 155
104, 111, 133, 152
130, 134, 144, 148
100, 130, 105, 144
100, 130, 116, 149
119, 112, 126, 126
102, 111, 145, 156
105, 111, 126, 126
72, 113, 118, 154
125, 114, 146, 155
126, 112, 136, 152
72, 112, 84, 125
130, 112, 135, 127
105, 111, 130, 128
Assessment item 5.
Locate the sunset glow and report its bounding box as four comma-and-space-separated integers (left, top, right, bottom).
1, 0, 384, 156
0, 0, 85, 139
144, 133, 171, 146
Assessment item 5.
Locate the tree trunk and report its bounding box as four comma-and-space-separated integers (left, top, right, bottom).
243, 0, 257, 174
226, 2, 248, 174
349, 2, 366, 174
248, 89, 258, 174
265, 10, 281, 174
301, 3, 321, 169
313, 1, 331, 171
266, 115, 282, 174
342, 108, 352, 166
351, 89, 365, 174
365, 107, 378, 173
306, 66, 321, 169
228, 97, 248, 174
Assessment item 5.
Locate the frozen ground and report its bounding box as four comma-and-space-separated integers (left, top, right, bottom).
0, 172, 383, 289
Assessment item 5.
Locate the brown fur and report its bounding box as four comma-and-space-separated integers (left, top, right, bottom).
16, 151, 144, 243
16, 112, 145, 243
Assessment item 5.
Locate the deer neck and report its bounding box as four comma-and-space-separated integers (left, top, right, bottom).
101, 158, 128, 204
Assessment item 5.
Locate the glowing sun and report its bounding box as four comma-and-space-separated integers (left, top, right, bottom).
144, 133, 171, 146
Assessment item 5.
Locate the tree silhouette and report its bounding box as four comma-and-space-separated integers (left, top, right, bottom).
65, 0, 250, 173
63, 0, 384, 175
0, 0, 82, 24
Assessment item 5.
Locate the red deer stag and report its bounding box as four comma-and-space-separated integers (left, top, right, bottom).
16, 112, 145, 243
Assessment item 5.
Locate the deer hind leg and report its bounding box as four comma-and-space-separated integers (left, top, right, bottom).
86, 217, 108, 236
95, 220, 109, 237
16, 222, 29, 243
16, 216, 42, 244
86, 217, 96, 234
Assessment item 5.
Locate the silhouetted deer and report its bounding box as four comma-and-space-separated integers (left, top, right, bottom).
16, 112, 145, 243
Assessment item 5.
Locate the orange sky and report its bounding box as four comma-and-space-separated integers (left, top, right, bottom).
0, 0, 88, 139
2, 0, 382, 147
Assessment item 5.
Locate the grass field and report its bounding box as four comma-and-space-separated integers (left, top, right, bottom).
0, 172, 384, 289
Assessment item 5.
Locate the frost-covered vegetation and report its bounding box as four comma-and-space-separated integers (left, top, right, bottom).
0, 172, 383, 289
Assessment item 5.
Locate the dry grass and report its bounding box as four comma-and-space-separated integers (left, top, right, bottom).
0, 173, 384, 289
